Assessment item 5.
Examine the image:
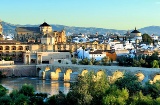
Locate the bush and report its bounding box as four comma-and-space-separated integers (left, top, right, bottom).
19, 84, 35, 97
71, 58, 77, 64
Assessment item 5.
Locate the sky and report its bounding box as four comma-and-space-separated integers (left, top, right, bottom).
1, 0, 160, 30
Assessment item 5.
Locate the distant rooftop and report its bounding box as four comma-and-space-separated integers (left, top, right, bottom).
131, 27, 141, 33
16, 27, 40, 33
39, 22, 51, 27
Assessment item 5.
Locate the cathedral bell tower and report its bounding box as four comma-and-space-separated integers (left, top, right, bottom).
0, 20, 3, 35
39, 22, 52, 35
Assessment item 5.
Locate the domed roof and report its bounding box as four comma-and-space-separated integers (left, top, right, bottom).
39, 22, 51, 27
131, 27, 141, 33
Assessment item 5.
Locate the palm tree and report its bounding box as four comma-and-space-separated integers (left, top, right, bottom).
82, 46, 85, 60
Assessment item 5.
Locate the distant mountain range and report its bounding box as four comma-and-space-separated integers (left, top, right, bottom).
2, 21, 160, 36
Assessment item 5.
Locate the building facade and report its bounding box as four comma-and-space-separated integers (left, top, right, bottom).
15, 22, 66, 44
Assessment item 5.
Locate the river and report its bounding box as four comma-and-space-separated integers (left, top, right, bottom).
0, 77, 71, 96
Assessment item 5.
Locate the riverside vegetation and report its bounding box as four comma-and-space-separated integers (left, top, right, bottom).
0, 71, 160, 105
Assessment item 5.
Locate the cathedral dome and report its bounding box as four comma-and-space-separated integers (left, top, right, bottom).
131, 27, 140, 33
130, 27, 141, 37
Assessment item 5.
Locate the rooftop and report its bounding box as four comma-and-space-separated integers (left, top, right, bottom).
39, 22, 51, 27
16, 27, 40, 33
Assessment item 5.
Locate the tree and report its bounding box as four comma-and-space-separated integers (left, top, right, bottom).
79, 58, 90, 65
101, 56, 110, 65
130, 91, 154, 105
66, 71, 109, 105
102, 86, 129, 105
143, 81, 160, 99
151, 60, 159, 68
71, 58, 77, 64
0, 85, 7, 97
115, 73, 142, 96
14, 94, 29, 105
47, 91, 66, 105
117, 36, 120, 40
19, 84, 35, 97
0, 96, 12, 105
142, 33, 153, 44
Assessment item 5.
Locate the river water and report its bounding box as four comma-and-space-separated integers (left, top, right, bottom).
0, 77, 70, 96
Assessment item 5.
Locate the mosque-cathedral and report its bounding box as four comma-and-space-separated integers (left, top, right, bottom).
0, 20, 110, 64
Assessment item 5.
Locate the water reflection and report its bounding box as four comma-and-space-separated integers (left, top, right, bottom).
0, 77, 70, 96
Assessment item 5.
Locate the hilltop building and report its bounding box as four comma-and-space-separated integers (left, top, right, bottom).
15, 22, 66, 44
130, 27, 142, 37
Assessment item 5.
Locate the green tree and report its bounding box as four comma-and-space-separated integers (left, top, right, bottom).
0, 96, 12, 105
115, 73, 142, 96
29, 96, 44, 105
66, 71, 109, 105
143, 81, 160, 99
0, 85, 7, 97
47, 91, 66, 105
71, 58, 77, 64
101, 56, 110, 65
19, 84, 35, 97
151, 60, 159, 68
102, 86, 129, 105
14, 94, 29, 105
79, 58, 90, 65
142, 33, 153, 44
130, 91, 154, 105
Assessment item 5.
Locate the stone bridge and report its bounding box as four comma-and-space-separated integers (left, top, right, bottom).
36, 64, 160, 83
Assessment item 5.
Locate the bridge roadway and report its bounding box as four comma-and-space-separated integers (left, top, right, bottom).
36, 64, 160, 83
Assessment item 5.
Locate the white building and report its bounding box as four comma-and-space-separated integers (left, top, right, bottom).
76, 47, 106, 61
124, 41, 134, 50
151, 35, 158, 40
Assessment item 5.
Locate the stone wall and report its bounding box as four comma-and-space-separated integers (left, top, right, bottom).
0, 65, 36, 77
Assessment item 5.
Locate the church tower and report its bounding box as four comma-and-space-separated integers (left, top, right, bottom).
39, 22, 52, 35
0, 20, 3, 35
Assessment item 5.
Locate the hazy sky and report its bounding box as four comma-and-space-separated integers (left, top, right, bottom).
1, 0, 160, 30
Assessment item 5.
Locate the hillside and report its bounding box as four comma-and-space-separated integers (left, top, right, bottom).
2, 21, 160, 37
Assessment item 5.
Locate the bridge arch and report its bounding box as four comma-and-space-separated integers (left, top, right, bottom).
81, 69, 89, 76
109, 70, 124, 83
51, 68, 62, 80
64, 69, 73, 82
152, 74, 160, 83
96, 70, 105, 80
135, 72, 145, 82
45, 65, 50, 71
